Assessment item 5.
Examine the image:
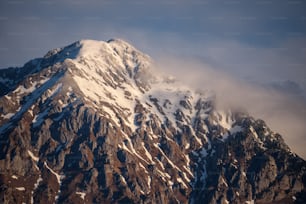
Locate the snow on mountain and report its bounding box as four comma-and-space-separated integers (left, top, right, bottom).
0, 39, 305, 204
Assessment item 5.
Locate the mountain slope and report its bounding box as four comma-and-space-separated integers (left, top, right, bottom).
0, 39, 305, 204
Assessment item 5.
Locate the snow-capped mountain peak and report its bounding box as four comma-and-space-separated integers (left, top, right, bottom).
0, 39, 305, 204
43, 39, 151, 74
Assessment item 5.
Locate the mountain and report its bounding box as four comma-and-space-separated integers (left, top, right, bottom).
0, 39, 305, 204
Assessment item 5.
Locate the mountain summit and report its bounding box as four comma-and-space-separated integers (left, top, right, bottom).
0, 39, 305, 204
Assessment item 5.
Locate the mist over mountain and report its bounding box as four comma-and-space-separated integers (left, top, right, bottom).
0, 39, 305, 204
153, 56, 306, 160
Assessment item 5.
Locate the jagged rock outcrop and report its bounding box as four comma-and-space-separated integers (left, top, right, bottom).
0, 39, 305, 204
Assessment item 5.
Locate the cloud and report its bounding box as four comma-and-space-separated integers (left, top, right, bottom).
154, 56, 306, 159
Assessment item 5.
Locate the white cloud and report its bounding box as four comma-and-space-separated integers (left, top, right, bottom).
154, 56, 306, 159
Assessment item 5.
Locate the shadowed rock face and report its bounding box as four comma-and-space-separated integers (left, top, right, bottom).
0, 39, 305, 204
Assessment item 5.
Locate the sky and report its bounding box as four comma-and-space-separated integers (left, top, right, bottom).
0, 0, 306, 157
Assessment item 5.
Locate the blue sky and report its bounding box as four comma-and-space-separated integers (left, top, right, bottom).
1, 0, 306, 157
0, 0, 305, 91
0, 0, 305, 65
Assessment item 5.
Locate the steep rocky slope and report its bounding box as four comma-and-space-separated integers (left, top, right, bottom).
0, 39, 305, 204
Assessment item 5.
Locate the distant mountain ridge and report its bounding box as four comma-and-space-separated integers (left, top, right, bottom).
0, 39, 305, 204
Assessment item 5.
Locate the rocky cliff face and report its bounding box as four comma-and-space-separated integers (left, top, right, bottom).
0, 39, 305, 204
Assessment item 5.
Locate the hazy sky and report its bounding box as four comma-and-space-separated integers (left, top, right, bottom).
0, 0, 305, 91
0, 0, 306, 157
